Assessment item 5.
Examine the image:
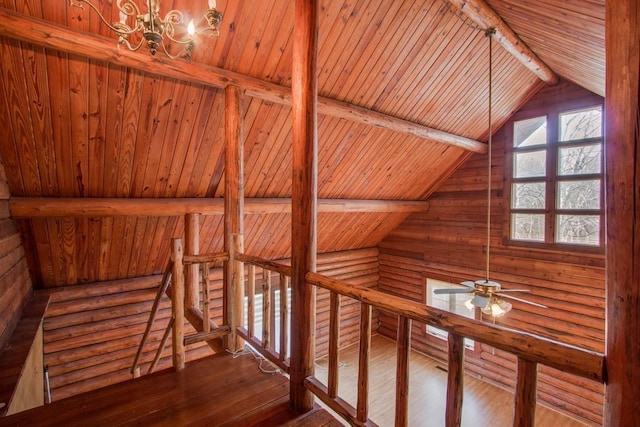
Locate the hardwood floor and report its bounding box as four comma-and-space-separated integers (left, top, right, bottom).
0, 351, 340, 427
314, 335, 588, 427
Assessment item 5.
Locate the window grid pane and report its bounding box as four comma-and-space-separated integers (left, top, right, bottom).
558, 144, 602, 176
559, 107, 602, 142
513, 150, 546, 178
557, 179, 601, 210
513, 116, 547, 148
511, 213, 545, 242
556, 215, 600, 246
512, 182, 546, 209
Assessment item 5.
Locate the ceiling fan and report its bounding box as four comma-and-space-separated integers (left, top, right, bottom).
433, 29, 547, 318
433, 280, 547, 318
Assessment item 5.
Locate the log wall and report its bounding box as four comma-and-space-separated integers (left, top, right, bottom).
42, 248, 378, 401
0, 158, 32, 351
378, 81, 605, 426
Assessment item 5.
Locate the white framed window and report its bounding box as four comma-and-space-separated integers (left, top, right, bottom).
426, 278, 475, 350
508, 105, 604, 248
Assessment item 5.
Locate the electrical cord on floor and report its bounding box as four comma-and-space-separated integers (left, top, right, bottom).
225, 346, 282, 375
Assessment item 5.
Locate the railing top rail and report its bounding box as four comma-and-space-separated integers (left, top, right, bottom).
236, 252, 292, 276
183, 252, 229, 265
306, 271, 605, 383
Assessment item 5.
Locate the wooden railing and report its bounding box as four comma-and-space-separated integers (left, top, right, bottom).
131, 240, 230, 376
304, 271, 606, 427
133, 249, 605, 426
235, 252, 292, 373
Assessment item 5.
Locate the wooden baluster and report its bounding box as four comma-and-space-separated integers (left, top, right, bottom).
279, 273, 289, 361
171, 238, 185, 371
356, 303, 371, 423
131, 260, 173, 376
514, 357, 537, 427
202, 262, 211, 333
262, 269, 271, 349
395, 316, 411, 427
327, 292, 340, 398
234, 235, 245, 349
184, 213, 200, 312
446, 333, 464, 427
270, 272, 277, 351
247, 264, 256, 338
148, 317, 174, 375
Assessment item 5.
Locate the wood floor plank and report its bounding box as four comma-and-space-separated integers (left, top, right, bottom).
0, 351, 339, 427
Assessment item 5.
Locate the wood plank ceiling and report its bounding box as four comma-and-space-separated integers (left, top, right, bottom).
0, 0, 604, 287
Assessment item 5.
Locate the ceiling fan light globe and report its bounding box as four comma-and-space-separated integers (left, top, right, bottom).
498, 300, 512, 312
490, 303, 506, 317
464, 298, 475, 311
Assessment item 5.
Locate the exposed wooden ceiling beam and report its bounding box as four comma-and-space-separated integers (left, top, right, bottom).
9, 197, 429, 218
446, 0, 559, 85
0, 8, 486, 153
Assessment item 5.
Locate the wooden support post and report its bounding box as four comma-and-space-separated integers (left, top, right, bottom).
513, 358, 537, 427
202, 262, 211, 333
224, 85, 245, 353
262, 269, 272, 349
396, 316, 411, 427
290, 0, 318, 412
184, 213, 200, 311
248, 264, 256, 338
279, 274, 289, 361
446, 334, 464, 427
356, 303, 372, 423
327, 292, 340, 398
605, 1, 640, 426
170, 238, 185, 371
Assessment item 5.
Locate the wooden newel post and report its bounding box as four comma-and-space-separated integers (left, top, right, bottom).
291, 0, 318, 413
171, 238, 185, 371
445, 334, 464, 427
395, 316, 412, 427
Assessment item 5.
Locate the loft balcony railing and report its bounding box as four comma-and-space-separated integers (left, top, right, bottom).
133, 245, 606, 427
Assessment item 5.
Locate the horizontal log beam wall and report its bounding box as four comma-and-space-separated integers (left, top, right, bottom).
0, 157, 32, 351
41, 248, 378, 400
376, 82, 605, 425
0, 8, 486, 153
9, 197, 429, 218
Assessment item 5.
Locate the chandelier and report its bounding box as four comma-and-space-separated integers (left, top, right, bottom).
69, 0, 223, 59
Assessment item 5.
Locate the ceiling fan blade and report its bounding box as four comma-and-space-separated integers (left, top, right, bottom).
471, 294, 489, 308
460, 281, 476, 288
433, 288, 475, 295
496, 293, 548, 308
497, 289, 530, 293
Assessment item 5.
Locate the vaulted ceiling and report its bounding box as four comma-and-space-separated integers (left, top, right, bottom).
0, 0, 604, 287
